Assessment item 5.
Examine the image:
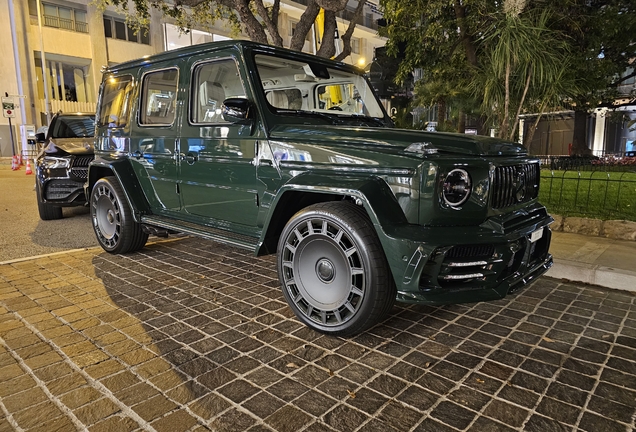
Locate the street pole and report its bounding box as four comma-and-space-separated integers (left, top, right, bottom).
36, 0, 52, 126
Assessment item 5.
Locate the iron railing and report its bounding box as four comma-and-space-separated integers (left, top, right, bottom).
539, 169, 636, 221
538, 155, 636, 173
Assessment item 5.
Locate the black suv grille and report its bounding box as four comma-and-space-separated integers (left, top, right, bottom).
491, 163, 540, 209
71, 155, 94, 179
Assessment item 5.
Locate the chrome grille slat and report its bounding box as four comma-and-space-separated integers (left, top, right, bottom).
492, 163, 539, 209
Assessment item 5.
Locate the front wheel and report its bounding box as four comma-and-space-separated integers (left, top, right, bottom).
36, 182, 63, 221
277, 202, 396, 336
90, 176, 148, 254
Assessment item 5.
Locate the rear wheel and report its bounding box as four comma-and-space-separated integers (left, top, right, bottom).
277, 202, 395, 336
90, 176, 148, 254
36, 182, 63, 220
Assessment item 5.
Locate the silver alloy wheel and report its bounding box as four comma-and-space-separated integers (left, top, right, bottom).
92, 183, 121, 249
281, 217, 366, 327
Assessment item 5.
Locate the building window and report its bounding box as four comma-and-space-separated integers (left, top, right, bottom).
103, 16, 150, 45
39, 2, 88, 33
34, 56, 91, 103
163, 23, 228, 51
351, 37, 360, 54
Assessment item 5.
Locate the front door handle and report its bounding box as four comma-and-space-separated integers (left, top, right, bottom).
182, 152, 198, 165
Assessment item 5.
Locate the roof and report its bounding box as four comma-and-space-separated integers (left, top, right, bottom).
105, 40, 356, 74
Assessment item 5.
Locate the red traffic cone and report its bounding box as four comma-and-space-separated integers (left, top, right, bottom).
25, 159, 33, 175
11, 155, 19, 171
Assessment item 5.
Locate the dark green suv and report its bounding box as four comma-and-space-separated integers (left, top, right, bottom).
87, 40, 553, 336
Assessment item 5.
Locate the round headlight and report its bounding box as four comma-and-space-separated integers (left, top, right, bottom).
443, 169, 471, 206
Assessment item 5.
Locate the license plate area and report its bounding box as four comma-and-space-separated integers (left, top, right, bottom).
529, 228, 543, 243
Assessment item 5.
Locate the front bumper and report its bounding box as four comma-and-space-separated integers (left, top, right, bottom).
382, 204, 554, 305
35, 162, 89, 207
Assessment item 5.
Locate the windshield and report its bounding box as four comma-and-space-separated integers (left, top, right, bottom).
254, 54, 385, 121
50, 115, 95, 138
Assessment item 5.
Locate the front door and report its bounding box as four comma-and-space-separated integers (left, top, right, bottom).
178, 55, 261, 234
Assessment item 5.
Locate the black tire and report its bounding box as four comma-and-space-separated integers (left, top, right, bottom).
36, 182, 63, 220
277, 202, 396, 336
90, 176, 148, 254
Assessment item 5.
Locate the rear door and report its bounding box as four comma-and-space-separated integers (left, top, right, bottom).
130, 64, 182, 214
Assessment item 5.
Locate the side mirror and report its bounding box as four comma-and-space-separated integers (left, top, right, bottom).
222, 98, 252, 125
35, 132, 46, 142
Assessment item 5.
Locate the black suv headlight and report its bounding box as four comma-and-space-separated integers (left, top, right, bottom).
443, 168, 471, 206
41, 156, 70, 169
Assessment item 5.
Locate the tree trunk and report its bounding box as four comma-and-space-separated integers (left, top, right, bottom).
316, 10, 337, 58
437, 99, 446, 127
571, 109, 592, 156
458, 110, 466, 134
291, 1, 321, 51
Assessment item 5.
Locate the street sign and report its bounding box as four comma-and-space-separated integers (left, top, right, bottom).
2, 97, 16, 118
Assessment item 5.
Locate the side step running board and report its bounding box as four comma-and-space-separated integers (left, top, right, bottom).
141, 215, 259, 252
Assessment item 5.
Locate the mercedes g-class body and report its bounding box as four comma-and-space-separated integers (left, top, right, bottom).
87, 40, 553, 336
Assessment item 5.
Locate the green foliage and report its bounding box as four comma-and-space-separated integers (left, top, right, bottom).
379, 0, 636, 138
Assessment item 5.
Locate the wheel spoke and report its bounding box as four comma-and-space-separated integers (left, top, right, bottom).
306, 305, 313, 317
285, 243, 297, 255
333, 229, 343, 243
321, 220, 328, 235
351, 267, 364, 276
334, 309, 343, 324
320, 310, 327, 324
345, 246, 358, 258
294, 228, 304, 242
294, 292, 303, 303
282, 260, 294, 269
344, 301, 356, 313
351, 286, 364, 297
306, 221, 314, 235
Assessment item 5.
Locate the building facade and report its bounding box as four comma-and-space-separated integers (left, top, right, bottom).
1, 0, 386, 157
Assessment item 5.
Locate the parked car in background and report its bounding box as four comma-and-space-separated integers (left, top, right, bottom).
35, 112, 96, 220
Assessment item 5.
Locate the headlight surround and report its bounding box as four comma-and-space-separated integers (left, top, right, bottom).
41, 156, 70, 169
443, 168, 471, 206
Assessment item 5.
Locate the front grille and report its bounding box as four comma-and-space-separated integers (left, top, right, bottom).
446, 244, 494, 260
71, 155, 94, 179
491, 163, 540, 209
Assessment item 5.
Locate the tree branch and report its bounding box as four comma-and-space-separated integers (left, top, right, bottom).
252, 0, 283, 46
334, 0, 365, 62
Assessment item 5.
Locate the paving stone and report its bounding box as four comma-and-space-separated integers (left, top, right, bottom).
2, 239, 636, 432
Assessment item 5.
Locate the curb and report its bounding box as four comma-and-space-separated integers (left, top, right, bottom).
546, 259, 636, 293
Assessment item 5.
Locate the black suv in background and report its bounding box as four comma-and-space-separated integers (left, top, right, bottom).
35, 112, 95, 220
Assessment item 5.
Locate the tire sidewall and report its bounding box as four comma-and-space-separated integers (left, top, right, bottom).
91, 177, 129, 254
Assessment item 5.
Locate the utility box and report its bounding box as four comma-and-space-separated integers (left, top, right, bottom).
20, 124, 36, 160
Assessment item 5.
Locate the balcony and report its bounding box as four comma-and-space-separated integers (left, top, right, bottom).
43, 15, 88, 33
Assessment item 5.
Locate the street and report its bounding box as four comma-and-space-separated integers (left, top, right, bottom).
1, 164, 635, 431
0, 165, 97, 262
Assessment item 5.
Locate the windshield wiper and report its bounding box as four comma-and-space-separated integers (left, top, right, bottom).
275, 109, 346, 125
347, 115, 386, 127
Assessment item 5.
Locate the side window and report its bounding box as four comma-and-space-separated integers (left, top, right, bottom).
192, 59, 245, 124
140, 69, 178, 126
98, 75, 133, 129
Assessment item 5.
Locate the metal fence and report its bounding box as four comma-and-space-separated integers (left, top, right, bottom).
539, 169, 636, 221
538, 155, 636, 173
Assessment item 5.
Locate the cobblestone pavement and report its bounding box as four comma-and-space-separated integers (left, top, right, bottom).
1, 238, 635, 432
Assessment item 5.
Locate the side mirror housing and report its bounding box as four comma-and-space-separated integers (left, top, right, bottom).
222, 98, 252, 125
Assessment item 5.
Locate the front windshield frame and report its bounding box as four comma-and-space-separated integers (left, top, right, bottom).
253, 53, 387, 123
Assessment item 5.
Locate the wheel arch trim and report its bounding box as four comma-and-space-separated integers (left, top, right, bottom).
86, 158, 151, 223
